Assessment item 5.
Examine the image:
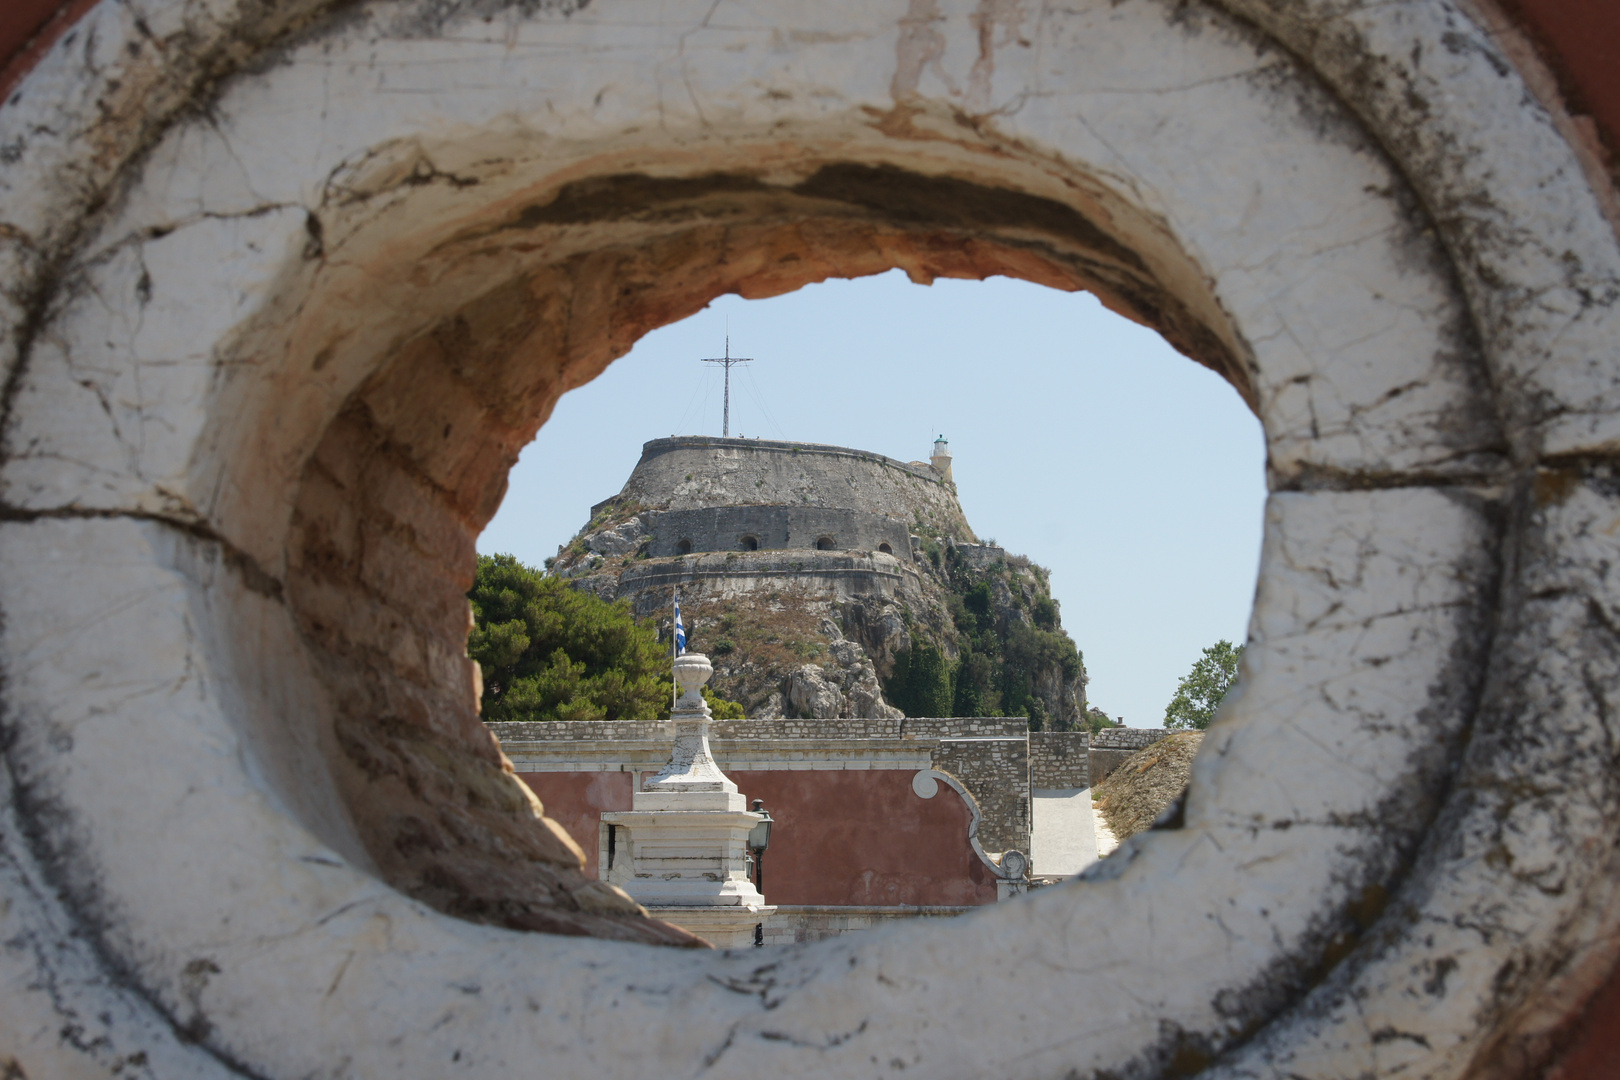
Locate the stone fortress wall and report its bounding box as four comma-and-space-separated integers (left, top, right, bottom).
637, 506, 914, 558
563, 437, 982, 653
1030, 730, 1092, 790
1089, 726, 1178, 783
602, 436, 975, 545
609, 551, 919, 618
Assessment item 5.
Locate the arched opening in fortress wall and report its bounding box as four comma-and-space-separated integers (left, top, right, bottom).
4, 2, 1620, 1079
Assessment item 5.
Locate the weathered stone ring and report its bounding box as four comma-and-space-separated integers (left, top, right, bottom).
2, 1, 1617, 1076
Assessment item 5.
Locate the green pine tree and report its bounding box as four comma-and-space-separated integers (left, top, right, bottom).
468, 553, 671, 723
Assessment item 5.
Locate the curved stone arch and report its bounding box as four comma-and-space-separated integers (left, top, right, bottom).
0, 3, 1615, 1080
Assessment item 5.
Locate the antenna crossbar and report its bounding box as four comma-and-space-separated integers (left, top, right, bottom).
699, 335, 755, 437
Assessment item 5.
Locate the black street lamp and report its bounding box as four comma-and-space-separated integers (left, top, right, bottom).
747, 799, 774, 893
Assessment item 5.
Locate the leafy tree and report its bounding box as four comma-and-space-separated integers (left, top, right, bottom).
468, 553, 670, 723
1163, 640, 1245, 730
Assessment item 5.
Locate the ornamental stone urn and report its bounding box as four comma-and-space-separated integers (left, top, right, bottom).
600, 653, 773, 945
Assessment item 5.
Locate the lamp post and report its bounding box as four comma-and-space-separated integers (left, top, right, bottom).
747, 799, 773, 947
747, 799, 774, 892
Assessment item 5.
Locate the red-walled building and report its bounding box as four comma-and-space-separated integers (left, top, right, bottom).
495, 718, 1088, 942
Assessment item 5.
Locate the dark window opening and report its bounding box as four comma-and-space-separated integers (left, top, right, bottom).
816, 536, 837, 550
676, 538, 693, 555
878, 542, 893, 554
739, 535, 759, 551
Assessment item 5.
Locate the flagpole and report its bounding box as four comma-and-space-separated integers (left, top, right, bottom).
672, 593, 679, 712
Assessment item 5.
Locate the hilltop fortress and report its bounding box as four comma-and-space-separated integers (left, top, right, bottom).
601, 435, 968, 559
551, 436, 1089, 727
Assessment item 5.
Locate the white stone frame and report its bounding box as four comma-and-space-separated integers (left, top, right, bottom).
2, 3, 1619, 1079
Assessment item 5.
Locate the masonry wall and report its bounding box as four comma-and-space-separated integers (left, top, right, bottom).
1089, 728, 1171, 783
613, 550, 918, 615
1091, 728, 1174, 750
638, 506, 913, 556
1030, 731, 1090, 789
907, 719, 1031, 856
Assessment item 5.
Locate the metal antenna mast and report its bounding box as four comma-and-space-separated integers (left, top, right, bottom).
700, 336, 754, 437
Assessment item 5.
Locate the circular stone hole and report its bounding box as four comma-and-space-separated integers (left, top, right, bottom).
280, 160, 1256, 948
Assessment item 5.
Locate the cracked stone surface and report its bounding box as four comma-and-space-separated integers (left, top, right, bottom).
2, 0, 1619, 1078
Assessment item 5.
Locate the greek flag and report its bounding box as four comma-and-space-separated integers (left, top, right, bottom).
673, 596, 687, 656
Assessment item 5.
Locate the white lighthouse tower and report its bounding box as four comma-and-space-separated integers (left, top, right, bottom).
930, 435, 953, 482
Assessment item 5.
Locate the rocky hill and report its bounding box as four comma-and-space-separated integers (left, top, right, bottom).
548, 436, 1088, 728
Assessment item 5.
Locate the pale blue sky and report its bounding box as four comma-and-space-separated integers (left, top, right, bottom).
479, 270, 1267, 728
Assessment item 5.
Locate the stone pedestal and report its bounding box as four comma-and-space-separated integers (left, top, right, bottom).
601, 653, 773, 947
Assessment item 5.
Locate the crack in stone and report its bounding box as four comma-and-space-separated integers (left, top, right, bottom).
0, 505, 283, 600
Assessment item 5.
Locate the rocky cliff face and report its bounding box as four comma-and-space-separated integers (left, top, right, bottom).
549, 439, 1088, 728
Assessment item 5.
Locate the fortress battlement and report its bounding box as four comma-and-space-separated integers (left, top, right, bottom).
594, 436, 974, 543
633, 436, 946, 488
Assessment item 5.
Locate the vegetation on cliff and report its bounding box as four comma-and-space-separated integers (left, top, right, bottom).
469, 554, 747, 723
1082, 706, 1122, 734
886, 545, 1087, 730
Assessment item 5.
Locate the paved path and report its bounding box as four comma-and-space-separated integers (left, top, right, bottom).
1092, 802, 1119, 860
1030, 787, 1098, 876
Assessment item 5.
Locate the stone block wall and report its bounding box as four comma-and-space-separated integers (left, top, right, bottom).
926, 732, 1030, 858
911, 721, 1031, 859
613, 550, 918, 614
1091, 728, 1173, 750
902, 717, 1029, 740
639, 506, 913, 557
1088, 728, 1172, 784
1030, 731, 1090, 789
